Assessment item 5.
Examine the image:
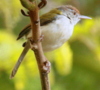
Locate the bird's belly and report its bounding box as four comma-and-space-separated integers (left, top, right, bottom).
42, 33, 71, 52
41, 21, 73, 52
42, 39, 66, 52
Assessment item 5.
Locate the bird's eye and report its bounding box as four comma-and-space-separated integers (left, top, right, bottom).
73, 12, 76, 15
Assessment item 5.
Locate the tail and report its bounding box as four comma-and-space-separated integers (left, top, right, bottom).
10, 42, 30, 79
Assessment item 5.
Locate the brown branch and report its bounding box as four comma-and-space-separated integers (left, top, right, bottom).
19, 0, 50, 90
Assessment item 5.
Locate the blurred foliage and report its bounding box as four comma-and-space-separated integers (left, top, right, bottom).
0, 0, 100, 90
0, 0, 23, 30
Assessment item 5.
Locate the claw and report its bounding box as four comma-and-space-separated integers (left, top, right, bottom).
28, 35, 44, 50
38, 35, 44, 42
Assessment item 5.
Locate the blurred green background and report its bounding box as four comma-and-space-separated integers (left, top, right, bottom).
0, 0, 100, 90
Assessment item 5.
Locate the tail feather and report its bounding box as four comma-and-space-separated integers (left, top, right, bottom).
10, 41, 30, 79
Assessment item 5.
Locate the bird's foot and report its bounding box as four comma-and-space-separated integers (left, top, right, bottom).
27, 35, 44, 50
28, 34, 44, 44
38, 35, 44, 42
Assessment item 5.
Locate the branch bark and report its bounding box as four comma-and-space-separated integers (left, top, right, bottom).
20, 0, 50, 90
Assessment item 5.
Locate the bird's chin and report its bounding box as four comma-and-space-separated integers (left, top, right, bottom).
72, 18, 80, 25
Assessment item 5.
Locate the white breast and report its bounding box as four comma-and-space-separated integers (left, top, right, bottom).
27, 15, 74, 52
41, 15, 74, 52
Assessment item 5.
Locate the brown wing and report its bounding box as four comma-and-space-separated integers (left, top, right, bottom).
17, 9, 59, 40
16, 19, 55, 40
17, 24, 31, 40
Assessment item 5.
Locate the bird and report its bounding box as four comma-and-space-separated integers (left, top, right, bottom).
10, 5, 91, 78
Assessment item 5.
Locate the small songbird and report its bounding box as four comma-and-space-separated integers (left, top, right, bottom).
10, 5, 91, 78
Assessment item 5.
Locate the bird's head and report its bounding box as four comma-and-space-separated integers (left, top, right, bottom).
57, 5, 92, 25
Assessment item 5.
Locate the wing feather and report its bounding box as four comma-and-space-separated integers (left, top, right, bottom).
17, 9, 61, 40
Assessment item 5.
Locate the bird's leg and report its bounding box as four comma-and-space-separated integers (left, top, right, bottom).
29, 38, 38, 50
28, 35, 44, 50
38, 34, 44, 42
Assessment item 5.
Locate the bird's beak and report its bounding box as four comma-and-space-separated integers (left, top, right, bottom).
79, 15, 92, 19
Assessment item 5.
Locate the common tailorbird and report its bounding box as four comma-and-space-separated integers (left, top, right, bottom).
10, 5, 91, 78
